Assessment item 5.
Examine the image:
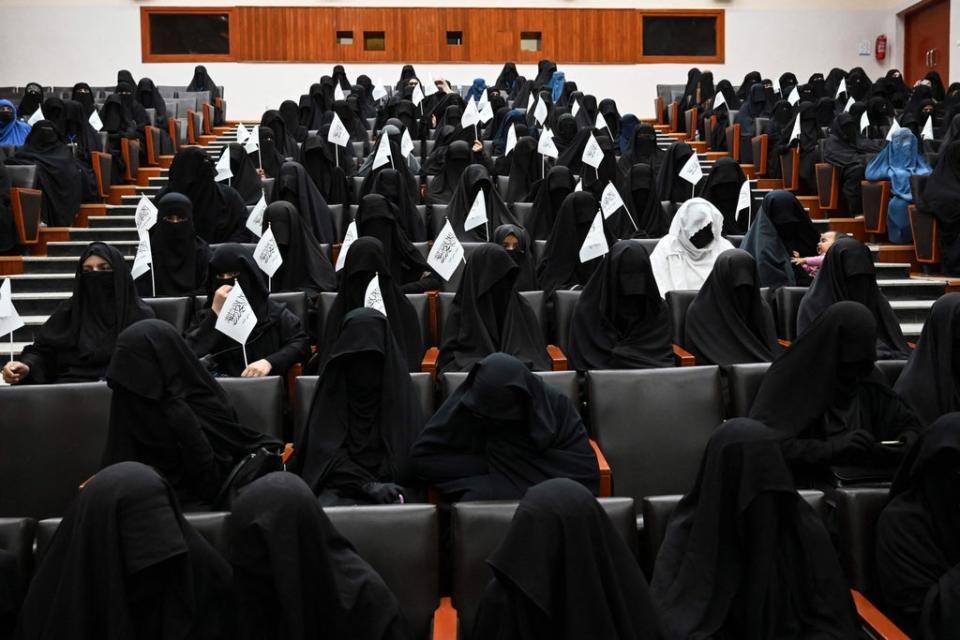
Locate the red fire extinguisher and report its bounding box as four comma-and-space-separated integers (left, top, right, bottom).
876, 35, 887, 61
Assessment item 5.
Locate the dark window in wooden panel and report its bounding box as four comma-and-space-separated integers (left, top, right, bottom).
520, 31, 542, 52
336, 31, 354, 45
446, 31, 463, 45
148, 12, 230, 55
642, 15, 717, 57
364, 31, 386, 51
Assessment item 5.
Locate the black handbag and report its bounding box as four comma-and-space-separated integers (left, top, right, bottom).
214, 446, 284, 509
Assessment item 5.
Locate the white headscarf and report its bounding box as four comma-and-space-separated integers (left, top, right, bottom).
650, 197, 734, 296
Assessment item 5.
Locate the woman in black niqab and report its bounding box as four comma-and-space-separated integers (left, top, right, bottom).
363, 167, 426, 241
651, 418, 860, 640
921, 140, 960, 275
425, 139, 472, 204
396, 65, 418, 91
894, 293, 960, 426
778, 72, 799, 100
617, 123, 665, 185
823, 112, 880, 216
274, 160, 337, 243
17, 82, 43, 118
698, 156, 747, 234
473, 478, 663, 640
295, 306, 424, 504
797, 236, 910, 358
445, 165, 519, 241
301, 129, 354, 206
617, 163, 668, 238
261, 109, 299, 162
684, 249, 780, 366
493, 224, 538, 292
438, 244, 550, 374
656, 140, 697, 205
262, 200, 337, 295
503, 136, 540, 202
5, 120, 83, 227
536, 191, 615, 297
186, 65, 223, 125
228, 142, 264, 205
17, 461, 234, 640
567, 241, 673, 371
735, 84, 770, 137
280, 99, 307, 142
224, 471, 412, 640
875, 413, 960, 638
136, 192, 210, 298
71, 82, 96, 117
525, 164, 575, 240
135, 77, 167, 121
355, 194, 440, 293
410, 352, 599, 501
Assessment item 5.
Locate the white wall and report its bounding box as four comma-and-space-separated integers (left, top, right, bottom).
0, 1, 908, 120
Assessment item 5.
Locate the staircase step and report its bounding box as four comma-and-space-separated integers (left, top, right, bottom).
20, 255, 131, 274
69, 228, 139, 242
890, 299, 936, 325
47, 241, 139, 258
877, 278, 946, 300
4, 273, 79, 293
874, 262, 912, 279
89, 215, 136, 229
901, 323, 924, 340
10, 291, 70, 316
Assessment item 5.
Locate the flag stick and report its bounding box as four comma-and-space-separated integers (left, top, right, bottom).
624, 207, 639, 232
9, 333, 13, 363
242, 342, 249, 368
268, 276, 272, 293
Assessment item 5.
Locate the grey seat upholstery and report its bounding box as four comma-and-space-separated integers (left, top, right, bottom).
218, 376, 285, 440
6, 165, 37, 189
665, 289, 698, 347
726, 362, 771, 417
439, 370, 579, 406
875, 360, 907, 386
0, 517, 37, 595
428, 204, 448, 239
834, 487, 890, 595
143, 296, 193, 333
771, 286, 808, 341
551, 290, 581, 353
313, 291, 431, 353
496, 175, 509, 196
626, 237, 661, 257
511, 202, 534, 228
436, 290, 547, 341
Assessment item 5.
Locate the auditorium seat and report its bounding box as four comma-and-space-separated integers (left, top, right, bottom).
665, 289, 698, 348
0, 517, 37, 596
726, 362, 771, 417
510, 202, 534, 228
438, 370, 579, 406
450, 497, 636, 639
834, 487, 890, 596
193, 291, 309, 332
875, 360, 907, 386
218, 376, 285, 440
771, 286, 808, 341
434, 290, 548, 343
313, 291, 431, 353
143, 296, 194, 333
428, 204, 448, 239
551, 290, 580, 352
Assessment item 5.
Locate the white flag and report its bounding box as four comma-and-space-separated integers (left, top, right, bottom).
582, 133, 604, 169
835, 78, 847, 99
244, 125, 260, 154
533, 96, 548, 125
131, 230, 152, 280
364, 274, 387, 317
679, 153, 703, 186
135, 195, 158, 233
860, 110, 870, 134
578, 211, 609, 263
428, 219, 465, 281
215, 147, 233, 182
254, 226, 283, 278
574, 179, 583, 192
334, 83, 346, 102
595, 110, 610, 135
27, 108, 44, 126
335, 220, 358, 271
505, 123, 518, 156
478, 99, 494, 124
88, 109, 103, 131
372, 134, 392, 170
736, 180, 751, 213
246, 195, 267, 238
411, 82, 425, 107
571, 100, 580, 117
787, 87, 800, 106
328, 113, 352, 148
215, 282, 258, 345
0, 279, 24, 339
921, 115, 934, 140
789, 114, 801, 143
713, 91, 726, 111
886, 118, 902, 142
524, 92, 533, 113
236, 122, 250, 144
424, 77, 438, 97
600, 182, 625, 219
538, 127, 559, 159
371, 81, 388, 101
464, 188, 487, 232
461, 99, 481, 129
844, 96, 855, 113
400, 127, 415, 158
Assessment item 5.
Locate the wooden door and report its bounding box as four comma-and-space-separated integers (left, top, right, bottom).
904, 0, 950, 85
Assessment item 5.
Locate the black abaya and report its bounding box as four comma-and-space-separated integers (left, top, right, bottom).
921, 140, 960, 275
5, 120, 82, 227
228, 142, 264, 205
355, 194, 440, 293
699, 157, 747, 234
493, 224, 539, 292
274, 161, 337, 243
362, 168, 426, 242
301, 131, 354, 206
741, 189, 819, 288
616, 163, 669, 239
525, 165, 575, 240
261, 201, 337, 295
656, 141, 697, 205
616, 124, 666, 186
445, 165, 519, 242
536, 191, 615, 297
136, 192, 210, 298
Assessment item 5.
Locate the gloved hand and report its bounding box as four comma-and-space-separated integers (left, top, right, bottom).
362, 482, 404, 504
829, 429, 874, 460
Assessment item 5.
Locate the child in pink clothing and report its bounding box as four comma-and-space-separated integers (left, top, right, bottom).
791, 231, 846, 278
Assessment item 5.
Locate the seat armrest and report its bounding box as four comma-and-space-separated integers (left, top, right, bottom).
422, 347, 439, 380
778, 339, 791, 349
590, 439, 612, 497
282, 443, 295, 466
286, 363, 303, 404
547, 344, 568, 371
432, 597, 458, 640
851, 590, 910, 640
672, 344, 695, 367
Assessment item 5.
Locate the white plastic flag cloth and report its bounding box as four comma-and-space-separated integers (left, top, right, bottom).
215, 148, 233, 182
922, 115, 934, 141
600, 182, 625, 219
886, 118, 902, 142
328, 113, 352, 147
371, 81, 388, 101
478, 99, 494, 124
464, 189, 487, 232
860, 110, 870, 134
574, 179, 583, 192
131, 230, 153, 280
477, 88, 489, 109
423, 77, 438, 97
787, 87, 800, 106
679, 153, 703, 186
578, 211, 609, 263
835, 78, 847, 99
244, 125, 260, 154
533, 96, 548, 126
335, 221, 358, 271
372, 134, 392, 170
400, 127, 415, 158
537, 127, 559, 159
504, 123, 518, 156
789, 114, 801, 143
844, 96, 855, 113
736, 180, 751, 214
215, 282, 258, 346
334, 83, 346, 102
135, 195, 158, 233
363, 274, 387, 317
245, 195, 267, 238
713, 91, 726, 111
254, 227, 283, 278
595, 110, 610, 135
411, 82, 425, 107
571, 100, 580, 117
581, 133, 604, 169
27, 108, 44, 126
427, 219, 465, 281
461, 99, 481, 129
236, 122, 250, 144
88, 109, 103, 131
0, 279, 24, 339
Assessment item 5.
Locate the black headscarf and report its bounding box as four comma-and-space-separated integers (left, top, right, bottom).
685, 249, 780, 366
295, 307, 424, 497
363, 168, 426, 242
741, 190, 819, 288
651, 419, 859, 639
186, 65, 222, 113
18, 242, 154, 384
525, 165, 575, 240
922, 140, 960, 275
17, 462, 233, 640
138, 192, 210, 298
257, 125, 287, 179
617, 163, 668, 238
103, 319, 282, 504
17, 82, 43, 118
445, 165, 519, 242
41, 96, 65, 132
438, 244, 550, 374
228, 142, 263, 205
736, 84, 770, 136
504, 136, 540, 202
274, 161, 337, 243
135, 77, 167, 121
301, 130, 354, 206
567, 241, 673, 370
797, 237, 910, 358
617, 123, 665, 185
536, 191, 614, 297
262, 200, 336, 294
425, 140, 472, 204
279, 99, 307, 142
699, 157, 747, 234
875, 413, 960, 638
894, 293, 960, 426
71, 82, 96, 117
61, 99, 102, 162
474, 478, 663, 640
494, 224, 539, 292
778, 72, 799, 100
656, 141, 697, 204
494, 62, 521, 96
410, 352, 599, 501
261, 109, 299, 162
737, 71, 762, 100
224, 471, 411, 640
5, 120, 82, 227
355, 194, 435, 293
